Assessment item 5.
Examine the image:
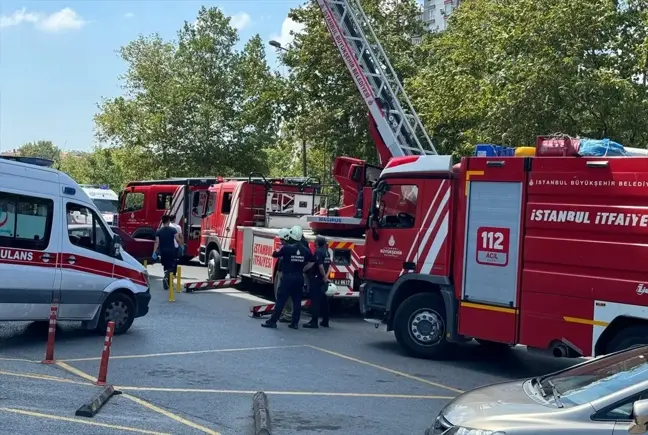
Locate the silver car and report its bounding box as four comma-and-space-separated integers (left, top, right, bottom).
427, 345, 648, 435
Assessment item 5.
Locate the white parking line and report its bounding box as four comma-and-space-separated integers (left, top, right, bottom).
193, 288, 271, 304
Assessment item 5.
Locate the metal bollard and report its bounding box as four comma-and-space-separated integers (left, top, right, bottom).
176, 266, 182, 293
169, 273, 175, 302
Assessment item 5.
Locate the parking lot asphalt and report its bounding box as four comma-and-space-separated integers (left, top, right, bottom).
0, 262, 582, 434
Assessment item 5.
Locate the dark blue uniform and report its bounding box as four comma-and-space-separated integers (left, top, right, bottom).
156, 226, 178, 274
268, 241, 313, 327
307, 245, 331, 327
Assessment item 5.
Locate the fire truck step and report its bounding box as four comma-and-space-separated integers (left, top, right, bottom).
249, 300, 311, 318
184, 279, 242, 293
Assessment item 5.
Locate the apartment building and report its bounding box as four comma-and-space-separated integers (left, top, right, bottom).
421, 0, 460, 32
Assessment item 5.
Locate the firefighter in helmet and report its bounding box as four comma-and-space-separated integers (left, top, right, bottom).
262, 225, 314, 329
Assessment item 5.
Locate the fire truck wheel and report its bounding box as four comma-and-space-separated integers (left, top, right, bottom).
207, 250, 226, 280
96, 292, 135, 335
605, 325, 648, 354
394, 293, 449, 359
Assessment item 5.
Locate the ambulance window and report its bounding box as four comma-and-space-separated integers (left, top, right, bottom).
376, 184, 418, 229
221, 192, 232, 214
156, 193, 173, 210
123, 192, 144, 212
0, 192, 54, 250
66, 203, 110, 256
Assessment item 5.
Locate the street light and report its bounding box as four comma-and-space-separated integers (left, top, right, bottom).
269, 40, 288, 52
269, 40, 307, 176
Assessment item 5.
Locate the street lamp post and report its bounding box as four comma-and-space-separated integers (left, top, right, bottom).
269, 40, 288, 52
268, 40, 307, 177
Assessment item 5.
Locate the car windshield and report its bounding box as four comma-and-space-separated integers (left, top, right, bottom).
541, 346, 648, 407
93, 199, 118, 214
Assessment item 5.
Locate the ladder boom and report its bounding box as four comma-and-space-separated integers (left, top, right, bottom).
316, 0, 437, 157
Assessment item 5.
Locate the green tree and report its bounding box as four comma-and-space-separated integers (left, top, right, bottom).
408, 0, 648, 155
278, 0, 426, 167
95, 6, 281, 179
17, 140, 61, 163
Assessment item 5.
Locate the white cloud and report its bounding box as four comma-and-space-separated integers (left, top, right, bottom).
36, 8, 86, 32
0, 8, 39, 29
0, 7, 86, 32
124, 12, 135, 19
230, 12, 251, 31
269, 17, 305, 48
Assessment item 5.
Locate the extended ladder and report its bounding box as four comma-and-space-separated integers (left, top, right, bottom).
315, 0, 437, 157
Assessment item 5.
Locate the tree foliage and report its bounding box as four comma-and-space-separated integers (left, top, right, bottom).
409, 0, 648, 155
94, 6, 281, 178
17, 140, 61, 163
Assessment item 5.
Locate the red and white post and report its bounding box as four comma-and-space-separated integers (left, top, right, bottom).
95, 321, 115, 386
41, 304, 58, 364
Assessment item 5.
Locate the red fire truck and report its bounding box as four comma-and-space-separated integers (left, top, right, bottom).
315, 0, 648, 359
199, 175, 365, 297
117, 177, 216, 261
361, 141, 648, 359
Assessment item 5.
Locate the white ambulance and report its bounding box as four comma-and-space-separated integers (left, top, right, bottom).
79, 184, 119, 225
0, 156, 151, 334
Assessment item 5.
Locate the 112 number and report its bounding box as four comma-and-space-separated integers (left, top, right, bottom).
481, 231, 504, 250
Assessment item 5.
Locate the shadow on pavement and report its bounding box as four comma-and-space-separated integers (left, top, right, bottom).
365, 339, 580, 380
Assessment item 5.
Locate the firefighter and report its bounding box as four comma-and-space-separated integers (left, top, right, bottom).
274, 228, 294, 323
262, 225, 314, 329
303, 235, 331, 328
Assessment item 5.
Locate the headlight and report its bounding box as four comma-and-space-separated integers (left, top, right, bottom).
444, 428, 506, 435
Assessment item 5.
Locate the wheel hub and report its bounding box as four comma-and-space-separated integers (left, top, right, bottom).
106, 301, 128, 327
409, 309, 444, 346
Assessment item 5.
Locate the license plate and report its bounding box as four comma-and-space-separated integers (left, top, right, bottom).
333, 279, 351, 286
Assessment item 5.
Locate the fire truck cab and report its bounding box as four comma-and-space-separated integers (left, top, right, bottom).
199, 176, 322, 280
199, 175, 366, 298
118, 178, 216, 261
361, 145, 648, 360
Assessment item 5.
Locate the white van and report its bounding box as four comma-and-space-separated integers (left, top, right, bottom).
79, 184, 119, 225
0, 156, 151, 334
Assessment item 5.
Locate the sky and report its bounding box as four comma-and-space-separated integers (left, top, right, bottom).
0, 0, 307, 153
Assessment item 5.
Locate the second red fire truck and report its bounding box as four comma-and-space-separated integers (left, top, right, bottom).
198, 175, 365, 298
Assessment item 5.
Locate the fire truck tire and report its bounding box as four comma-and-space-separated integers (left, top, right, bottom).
207, 250, 226, 280
605, 325, 648, 354
393, 293, 449, 359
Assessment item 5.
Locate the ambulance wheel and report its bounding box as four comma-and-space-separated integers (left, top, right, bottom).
97, 292, 135, 335
605, 325, 648, 354
394, 293, 449, 359
207, 250, 226, 280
